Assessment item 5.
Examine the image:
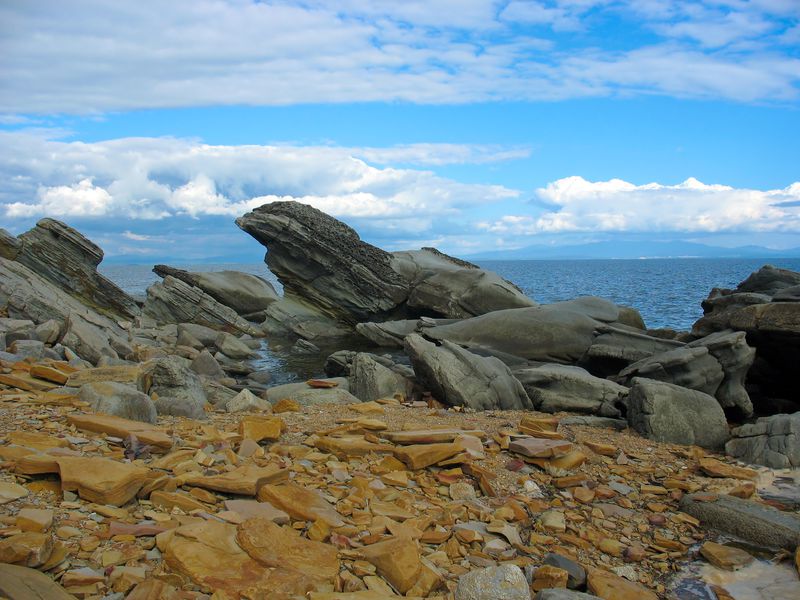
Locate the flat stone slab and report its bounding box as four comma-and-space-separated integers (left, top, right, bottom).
508, 437, 573, 458
679, 492, 800, 550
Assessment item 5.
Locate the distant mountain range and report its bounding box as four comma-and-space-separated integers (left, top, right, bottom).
467, 241, 800, 261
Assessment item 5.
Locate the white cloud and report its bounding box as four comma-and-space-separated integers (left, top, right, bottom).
352, 143, 532, 166
0, 132, 520, 231
0, 0, 797, 114
479, 176, 800, 234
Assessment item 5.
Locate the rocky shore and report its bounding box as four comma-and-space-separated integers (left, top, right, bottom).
0, 203, 799, 599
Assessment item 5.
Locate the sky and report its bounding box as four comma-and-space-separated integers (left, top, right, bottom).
1, 0, 799, 262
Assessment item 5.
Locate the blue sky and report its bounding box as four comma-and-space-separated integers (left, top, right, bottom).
1, 0, 799, 261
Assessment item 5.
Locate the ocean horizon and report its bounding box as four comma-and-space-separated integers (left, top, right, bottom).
100, 256, 800, 332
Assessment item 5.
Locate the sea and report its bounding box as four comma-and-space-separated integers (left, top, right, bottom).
100, 257, 800, 331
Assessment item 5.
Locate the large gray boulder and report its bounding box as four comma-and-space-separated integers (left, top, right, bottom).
680, 492, 800, 550
153, 265, 279, 320
61, 311, 132, 365
214, 332, 257, 360
392, 248, 535, 318
514, 364, 628, 417
627, 378, 729, 449
237, 201, 409, 324
260, 297, 352, 341
79, 382, 157, 424
725, 412, 800, 469
143, 276, 260, 335
404, 333, 532, 410
147, 356, 208, 419
355, 319, 422, 348
350, 352, 414, 402
11, 219, 139, 319
579, 323, 685, 377
423, 297, 644, 365
688, 330, 755, 418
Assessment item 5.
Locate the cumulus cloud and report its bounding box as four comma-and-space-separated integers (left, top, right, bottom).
0, 132, 520, 231
479, 176, 800, 235
0, 0, 797, 114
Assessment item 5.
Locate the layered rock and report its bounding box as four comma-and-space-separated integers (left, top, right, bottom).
423, 297, 645, 365
692, 265, 800, 408
579, 324, 684, 377
627, 378, 729, 449
350, 352, 414, 402
143, 276, 259, 335
404, 333, 532, 410
237, 201, 409, 324
146, 356, 208, 419
514, 364, 628, 417
725, 412, 800, 468
9, 219, 139, 319
236, 201, 534, 331
153, 265, 279, 320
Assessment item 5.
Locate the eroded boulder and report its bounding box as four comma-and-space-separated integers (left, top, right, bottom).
404, 333, 532, 410
725, 412, 800, 469
78, 381, 157, 424
147, 356, 208, 419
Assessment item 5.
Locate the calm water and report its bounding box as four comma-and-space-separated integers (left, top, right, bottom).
100, 258, 800, 331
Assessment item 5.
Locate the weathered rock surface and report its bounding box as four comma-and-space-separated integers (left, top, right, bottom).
392, 247, 535, 318
78, 381, 157, 424
680, 492, 800, 550
214, 332, 256, 359
260, 296, 353, 340
514, 364, 628, 416
237, 201, 534, 330
143, 276, 259, 335
147, 356, 208, 419
693, 265, 800, 409
237, 201, 409, 324
355, 319, 422, 348
0, 563, 76, 599
423, 297, 644, 365
61, 311, 131, 365
56, 456, 149, 506
455, 564, 529, 600
404, 334, 532, 410
350, 352, 413, 402
627, 378, 729, 449
226, 388, 271, 413
11, 219, 139, 319
534, 591, 601, 600
725, 412, 800, 468
617, 346, 724, 396
579, 323, 684, 377
153, 265, 279, 319
264, 378, 354, 405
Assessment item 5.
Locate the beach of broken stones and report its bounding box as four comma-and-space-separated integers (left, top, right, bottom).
1, 202, 799, 599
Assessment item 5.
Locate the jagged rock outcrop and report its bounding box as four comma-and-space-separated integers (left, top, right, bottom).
237, 201, 409, 324
236, 201, 534, 330
0, 228, 21, 260
627, 378, 729, 449
392, 248, 535, 318
422, 297, 645, 365
692, 265, 800, 410
514, 364, 628, 417
404, 333, 532, 410
688, 330, 755, 418
725, 412, 800, 469
153, 265, 279, 320
579, 324, 685, 377
8, 219, 139, 319
143, 276, 260, 336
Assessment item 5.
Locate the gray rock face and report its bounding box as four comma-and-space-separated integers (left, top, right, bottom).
61, 311, 132, 365
177, 323, 219, 347
143, 276, 259, 335
617, 346, 724, 396
260, 297, 352, 340
392, 248, 535, 318
215, 332, 256, 360
225, 389, 271, 413
0, 228, 21, 260
679, 492, 800, 550
350, 352, 413, 402
13, 219, 139, 319
190, 350, 226, 379
725, 412, 800, 468
33, 320, 62, 344
627, 378, 729, 449
148, 356, 208, 419
688, 330, 755, 418
237, 201, 409, 324
8, 340, 45, 360
355, 320, 422, 348
692, 266, 800, 409
79, 381, 157, 424
455, 564, 530, 600
264, 378, 351, 405
404, 333, 532, 410
424, 297, 643, 365
514, 364, 628, 417
579, 324, 685, 377
153, 265, 279, 319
